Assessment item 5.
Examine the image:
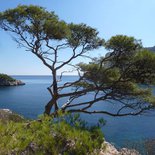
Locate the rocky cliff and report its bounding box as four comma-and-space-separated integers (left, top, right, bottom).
100, 142, 140, 155
0, 74, 25, 86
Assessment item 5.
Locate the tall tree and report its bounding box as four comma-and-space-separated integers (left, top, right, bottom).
0, 5, 103, 115
77, 36, 155, 116
0, 5, 155, 116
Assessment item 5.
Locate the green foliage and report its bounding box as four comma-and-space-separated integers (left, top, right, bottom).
0, 5, 103, 45
105, 35, 142, 70
0, 5, 69, 41
0, 74, 15, 82
130, 50, 155, 84
0, 114, 104, 155
77, 35, 155, 114
68, 23, 104, 49
60, 113, 106, 130
78, 62, 121, 85
105, 35, 142, 52
81, 35, 155, 86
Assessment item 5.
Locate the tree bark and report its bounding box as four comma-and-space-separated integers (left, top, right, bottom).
44, 98, 59, 115
44, 98, 55, 115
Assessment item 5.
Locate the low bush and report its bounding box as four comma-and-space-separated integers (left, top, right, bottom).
0, 113, 105, 155
0, 74, 15, 82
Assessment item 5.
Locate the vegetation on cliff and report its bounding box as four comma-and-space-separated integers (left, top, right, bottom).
0, 74, 15, 82
0, 112, 105, 155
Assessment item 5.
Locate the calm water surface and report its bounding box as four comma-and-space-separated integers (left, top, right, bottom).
0, 75, 155, 153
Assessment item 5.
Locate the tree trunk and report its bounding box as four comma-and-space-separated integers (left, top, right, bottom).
44, 69, 59, 115
44, 98, 55, 115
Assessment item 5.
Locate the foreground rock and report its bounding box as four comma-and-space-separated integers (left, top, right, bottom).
100, 142, 140, 155
0, 74, 25, 86
0, 109, 24, 123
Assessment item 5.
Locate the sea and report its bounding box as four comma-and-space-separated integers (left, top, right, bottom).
0, 75, 155, 154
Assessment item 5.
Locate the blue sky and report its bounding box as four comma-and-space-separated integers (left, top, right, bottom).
0, 0, 155, 75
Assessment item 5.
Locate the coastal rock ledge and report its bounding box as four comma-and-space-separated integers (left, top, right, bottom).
0, 79, 25, 86
0, 74, 25, 86
0, 109, 24, 122
100, 142, 140, 155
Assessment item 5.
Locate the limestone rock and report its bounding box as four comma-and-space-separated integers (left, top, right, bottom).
0, 74, 25, 86
100, 142, 140, 155
0, 109, 24, 123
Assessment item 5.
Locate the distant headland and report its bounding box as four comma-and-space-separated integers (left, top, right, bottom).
0, 74, 25, 86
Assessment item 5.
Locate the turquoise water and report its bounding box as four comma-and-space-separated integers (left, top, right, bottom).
0, 75, 155, 153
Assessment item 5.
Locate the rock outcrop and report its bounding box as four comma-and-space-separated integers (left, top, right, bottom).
0, 74, 25, 86
0, 79, 25, 86
0, 109, 24, 123
99, 142, 140, 155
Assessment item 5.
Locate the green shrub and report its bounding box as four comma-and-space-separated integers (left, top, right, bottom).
0, 114, 105, 155
0, 74, 15, 82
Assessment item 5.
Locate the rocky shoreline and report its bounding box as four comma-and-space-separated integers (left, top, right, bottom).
0, 74, 25, 86
100, 142, 140, 155
0, 79, 25, 86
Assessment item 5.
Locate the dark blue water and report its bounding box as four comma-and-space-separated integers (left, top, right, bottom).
0, 75, 155, 152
